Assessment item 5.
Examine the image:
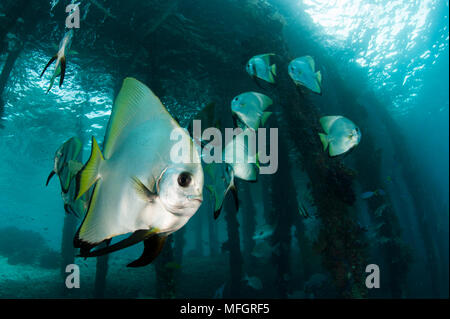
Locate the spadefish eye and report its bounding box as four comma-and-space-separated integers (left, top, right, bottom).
177, 172, 192, 187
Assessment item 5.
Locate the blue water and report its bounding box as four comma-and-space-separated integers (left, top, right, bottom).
0, 0, 448, 298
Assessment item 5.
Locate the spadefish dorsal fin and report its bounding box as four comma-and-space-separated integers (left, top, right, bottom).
258, 53, 275, 64
319, 116, 342, 134
304, 55, 315, 71
103, 78, 171, 159
253, 92, 273, 111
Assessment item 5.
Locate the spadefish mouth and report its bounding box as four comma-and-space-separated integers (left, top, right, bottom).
189, 195, 203, 203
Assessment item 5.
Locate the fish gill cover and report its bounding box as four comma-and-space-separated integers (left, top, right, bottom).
0, 0, 448, 300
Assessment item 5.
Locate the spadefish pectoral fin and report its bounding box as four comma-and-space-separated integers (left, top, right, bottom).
59, 56, 66, 87
46, 170, 56, 186
127, 235, 167, 268
131, 176, 157, 202
75, 136, 104, 200
40, 55, 57, 78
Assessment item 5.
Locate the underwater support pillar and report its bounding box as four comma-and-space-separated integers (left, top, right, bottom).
93, 243, 109, 298
224, 193, 243, 297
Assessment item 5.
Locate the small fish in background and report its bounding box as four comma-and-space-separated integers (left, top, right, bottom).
360, 189, 386, 199
40, 29, 74, 92
374, 204, 389, 217
252, 224, 274, 241
298, 198, 310, 218
204, 162, 238, 219
223, 129, 259, 182
231, 92, 273, 131
318, 116, 361, 157
288, 55, 322, 94
243, 274, 263, 290
187, 101, 221, 147
73, 78, 204, 267
46, 137, 87, 217
46, 136, 83, 192
246, 53, 277, 84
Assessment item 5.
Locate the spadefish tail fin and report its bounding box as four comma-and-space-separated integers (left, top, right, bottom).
59, 56, 66, 87
40, 55, 57, 78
